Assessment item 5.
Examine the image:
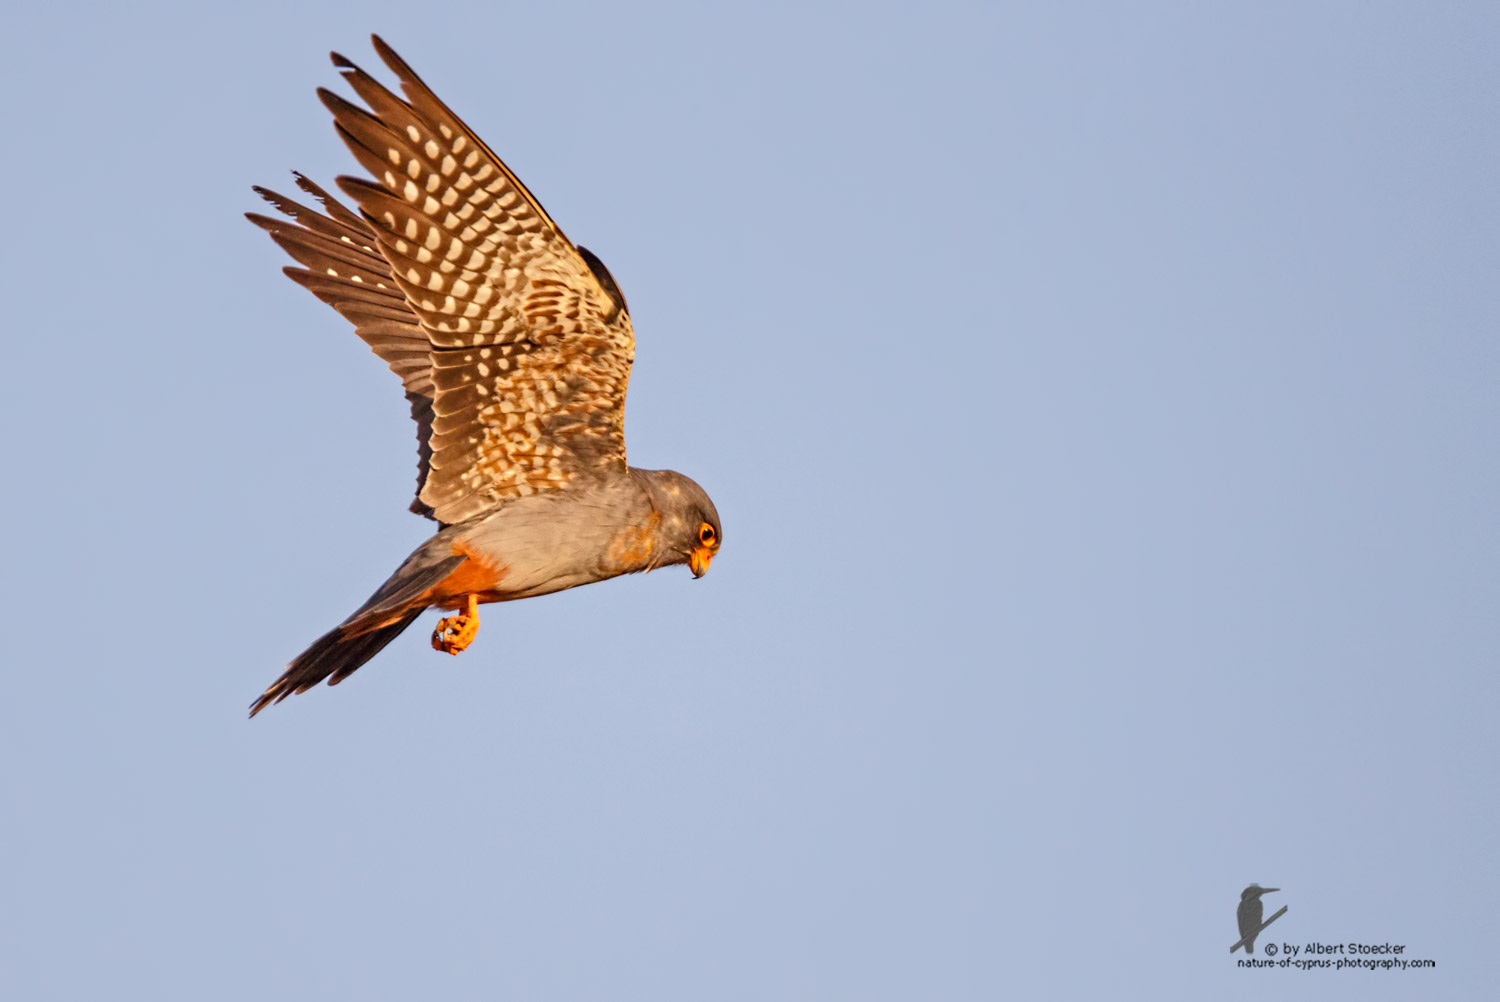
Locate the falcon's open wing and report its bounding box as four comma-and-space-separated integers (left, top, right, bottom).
249, 36, 634, 526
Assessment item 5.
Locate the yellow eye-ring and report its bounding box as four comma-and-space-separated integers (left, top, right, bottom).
698, 523, 717, 546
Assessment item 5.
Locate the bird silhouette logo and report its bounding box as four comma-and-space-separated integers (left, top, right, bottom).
1231, 884, 1287, 953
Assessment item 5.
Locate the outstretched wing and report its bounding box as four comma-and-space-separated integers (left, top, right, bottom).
248, 174, 442, 517
251, 35, 634, 526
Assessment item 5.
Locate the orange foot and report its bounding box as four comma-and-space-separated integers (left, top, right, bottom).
431, 594, 480, 655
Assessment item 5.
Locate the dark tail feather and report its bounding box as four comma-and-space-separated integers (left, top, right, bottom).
249, 608, 425, 717
250, 534, 465, 717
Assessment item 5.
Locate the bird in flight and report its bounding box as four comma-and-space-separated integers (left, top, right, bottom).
246, 36, 720, 717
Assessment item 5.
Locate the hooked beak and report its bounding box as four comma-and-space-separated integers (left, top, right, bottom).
689, 547, 713, 578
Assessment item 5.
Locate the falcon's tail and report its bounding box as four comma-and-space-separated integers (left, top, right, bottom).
248, 609, 425, 717
249, 534, 469, 717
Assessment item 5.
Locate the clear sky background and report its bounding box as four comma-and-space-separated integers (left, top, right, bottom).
1, 1, 1494, 998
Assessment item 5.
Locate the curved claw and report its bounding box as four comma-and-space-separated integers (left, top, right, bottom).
431, 594, 480, 655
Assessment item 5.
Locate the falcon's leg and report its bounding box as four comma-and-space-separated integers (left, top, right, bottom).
431, 594, 481, 655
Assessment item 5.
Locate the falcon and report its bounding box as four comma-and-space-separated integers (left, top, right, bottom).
246, 36, 721, 717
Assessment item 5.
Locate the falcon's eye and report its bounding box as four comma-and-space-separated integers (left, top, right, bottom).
698, 523, 717, 546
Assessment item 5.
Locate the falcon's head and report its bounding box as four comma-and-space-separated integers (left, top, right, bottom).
633, 469, 722, 578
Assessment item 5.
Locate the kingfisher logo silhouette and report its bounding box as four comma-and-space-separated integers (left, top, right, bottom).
1231, 884, 1287, 953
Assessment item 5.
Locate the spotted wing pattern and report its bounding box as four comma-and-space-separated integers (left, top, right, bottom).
248, 175, 441, 516
252, 36, 634, 526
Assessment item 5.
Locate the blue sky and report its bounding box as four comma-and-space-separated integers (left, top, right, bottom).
1, 1, 1495, 998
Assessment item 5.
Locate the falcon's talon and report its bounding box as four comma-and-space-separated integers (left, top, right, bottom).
430, 615, 475, 654
431, 595, 480, 654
